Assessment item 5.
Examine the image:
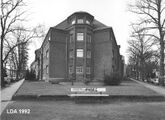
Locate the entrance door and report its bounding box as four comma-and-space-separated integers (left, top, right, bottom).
76, 48, 84, 81
76, 66, 84, 81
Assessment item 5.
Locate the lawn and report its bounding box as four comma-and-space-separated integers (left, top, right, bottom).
1, 101, 165, 120
14, 80, 160, 97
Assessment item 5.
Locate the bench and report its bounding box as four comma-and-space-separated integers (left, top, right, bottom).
68, 88, 109, 103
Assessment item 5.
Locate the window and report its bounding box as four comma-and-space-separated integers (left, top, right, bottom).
87, 34, 91, 43
77, 19, 84, 24
48, 36, 51, 41
112, 65, 114, 72
86, 20, 90, 24
76, 66, 83, 74
112, 50, 114, 59
69, 59, 73, 65
87, 51, 91, 58
86, 67, 91, 74
69, 50, 74, 58
70, 34, 74, 43
46, 65, 48, 74
77, 33, 84, 41
77, 49, 83, 57
69, 66, 73, 74
46, 50, 49, 58
71, 20, 76, 24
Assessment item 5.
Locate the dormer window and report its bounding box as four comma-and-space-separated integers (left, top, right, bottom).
86, 20, 90, 24
71, 20, 76, 24
77, 19, 84, 24
48, 36, 51, 41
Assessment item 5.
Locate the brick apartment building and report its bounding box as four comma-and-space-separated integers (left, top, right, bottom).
31, 11, 124, 82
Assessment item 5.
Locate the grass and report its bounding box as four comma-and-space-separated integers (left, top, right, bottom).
1, 101, 165, 120
14, 80, 160, 97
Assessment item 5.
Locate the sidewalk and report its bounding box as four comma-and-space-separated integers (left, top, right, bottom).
130, 78, 165, 96
0, 79, 25, 115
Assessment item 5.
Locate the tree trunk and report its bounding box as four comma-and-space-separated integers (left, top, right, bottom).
159, 41, 164, 86
1, 33, 5, 87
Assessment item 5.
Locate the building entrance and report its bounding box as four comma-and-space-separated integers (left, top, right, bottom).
76, 66, 84, 81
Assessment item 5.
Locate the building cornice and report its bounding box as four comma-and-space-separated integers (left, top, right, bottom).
93, 27, 112, 32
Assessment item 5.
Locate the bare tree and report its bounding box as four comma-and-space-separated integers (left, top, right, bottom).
3, 25, 45, 82
1, 0, 26, 87
0, 0, 46, 87
129, 0, 165, 85
128, 25, 155, 80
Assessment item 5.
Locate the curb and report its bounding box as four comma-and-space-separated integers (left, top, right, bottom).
12, 94, 165, 102
12, 79, 25, 97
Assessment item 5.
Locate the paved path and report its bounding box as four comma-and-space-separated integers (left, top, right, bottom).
130, 78, 165, 96
0, 79, 24, 115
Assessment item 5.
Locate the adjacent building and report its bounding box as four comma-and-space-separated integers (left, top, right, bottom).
31, 11, 124, 82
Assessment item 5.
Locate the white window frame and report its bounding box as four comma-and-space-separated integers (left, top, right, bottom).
48, 36, 51, 41
77, 49, 83, 57
77, 19, 84, 24
86, 20, 90, 24
77, 33, 84, 41
71, 20, 76, 24
76, 66, 83, 74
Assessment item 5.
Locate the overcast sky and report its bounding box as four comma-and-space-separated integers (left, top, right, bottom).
26, 0, 137, 66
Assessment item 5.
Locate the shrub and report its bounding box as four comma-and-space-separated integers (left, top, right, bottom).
25, 69, 37, 81
122, 76, 129, 81
84, 79, 90, 85
10, 78, 15, 83
104, 72, 121, 86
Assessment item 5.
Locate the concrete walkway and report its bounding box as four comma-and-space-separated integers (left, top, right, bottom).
0, 79, 24, 115
130, 78, 165, 96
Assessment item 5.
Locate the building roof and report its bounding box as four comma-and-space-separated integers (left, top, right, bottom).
53, 11, 108, 30
54, 19, 69, 30
54, 19, 108, 30
92, 19, 108, 29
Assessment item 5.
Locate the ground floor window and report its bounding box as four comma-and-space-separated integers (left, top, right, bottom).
69, 66, 73, 74
76, 66, 83, 74
46, 65, 48, 74
86, 67, 91, 74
